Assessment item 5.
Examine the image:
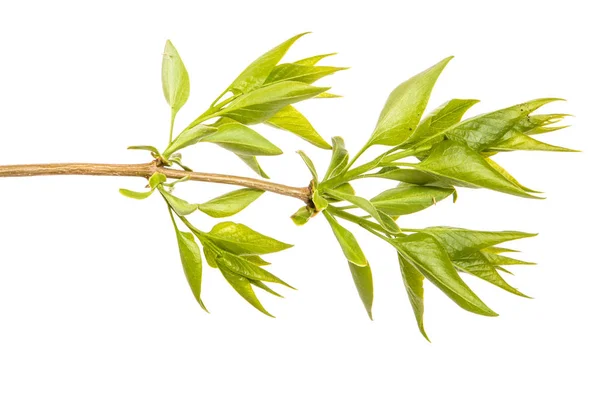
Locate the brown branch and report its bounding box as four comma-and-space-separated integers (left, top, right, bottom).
0, 161, 312, 203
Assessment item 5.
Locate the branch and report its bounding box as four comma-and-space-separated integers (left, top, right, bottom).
0, 161, 312, 203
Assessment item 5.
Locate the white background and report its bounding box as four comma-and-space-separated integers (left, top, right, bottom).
0, 1, 597, 396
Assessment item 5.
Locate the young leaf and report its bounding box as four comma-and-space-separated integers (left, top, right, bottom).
419, 226, 536, 259
201, 123, 283, 156
323, 189, 400, 234
119, 188, 153, 200
453, 257, 529, 298
213, 81, 329, 125
218, 266, 274, 317
311, 189, 329, 211
367, 167, 440, 185
228, 33, 308, 94
197, 188, 264, 218
127, 145, 160, 154
323, 136, 349, 180
264, 63, 347, 85
489, 133, 577, 153
159, 188, 197, 216
215, 249, 294, 289
323, 211, 368, 267
297, 150, 318, 182
348, 261, 374, 320
293, 53, 337, 66
249, 280, 284, 298
402, 99, 479, 147
162, 40, 190, 114
174, 227, 208, 311
267, 105, 331, 149
368, 57, 453, 147
237, 155, 270, 178
398, 254, 429, 341
416, 140, 541, 198
370, 184, 454, 216
205, 221, 293, 255
163, 125, 217, 157
149, 172, 167, 189
392, 233, 497, 317
444, 98, 562, 151
483, 157, 540, 194
290, 206, 314, 226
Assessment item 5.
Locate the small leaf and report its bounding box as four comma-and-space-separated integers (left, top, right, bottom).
119, 188, 153, 200
419, 226, 536, 259
324, 189, 400, 234
237, 155, 270, 178
297, 150, 318, 182
228, 33, 309, 94
416, 140, 541, 198
249, 280, 284, 298
311, 189, 329, 211
323, 137, 349, 180
265, 63, 347, 85
290, 206, 314, 226
197, 188, 264, 218
484, 157, 540, 193
215, 249, 294, 289
162, 40, 190, 114
201, 123, 282, 156
392, 233, 497, 316
369, 57, 453, 146
174, 226, 208, 311
444, 98, 562, 151
368, 167, 440, 185
159, 188, 197, 216
294, 53, 337, 66
206, 221, 293, 255
219, 266, 274, 317
371, 184, 454, 216
398, 253, 429, 341
211, 81, 329, 125
348, 261, 374, 320
322, 182, 355, 202
163, 125, 217, 157
402, 99, 479, 147
267, 105, 331, 149
489, 133, 577, 153
128, 145, 160, 154
149, 172, 167, 189
323, 211, 368, 267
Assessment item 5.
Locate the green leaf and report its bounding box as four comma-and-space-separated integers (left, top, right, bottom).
297, 150, 318, 182
197, 188, 264, 218
323, 211, 368, 267
218, 266, 274, 317
162, 40, 190, 114
398, 254, 429, 341
215, 248, 294, 289
367, 167, 440, 185
174, 226, 208, 311
213, 81, 329, 125
402, 99, 479, 147
416, 140, 541, 198
264, 63, 347, 85
323, 136, 349, 180
159, 188, 197, 216
444, 98, 562, 151
128, 145, 160, 154
119, 188, 153, 200
290, 206, 314, 226
371, 184, 454, 216
267, 105, 331, 149
322, 182, 355, 203
249, 280, 284, 298
294, 53, 337, 66
206, 221, 293, 255
200, 123, 282, 156
228, 33, 308, 94
348, 261, 374, 320
163, 125, 217, 157
489, 133, 577, 153
392, 233, 497, 316
149, 172, 167, 189
323, 189, 400, 234
419, 226, 536, 259
236, 155, 270, 178
483, 157, 540, 194
311, 189, 329, 211
368, 57, 453, 146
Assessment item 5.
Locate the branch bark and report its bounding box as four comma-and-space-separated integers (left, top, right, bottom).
0, 162, 312, 203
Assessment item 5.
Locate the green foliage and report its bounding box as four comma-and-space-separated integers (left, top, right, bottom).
116, 34, 575, 339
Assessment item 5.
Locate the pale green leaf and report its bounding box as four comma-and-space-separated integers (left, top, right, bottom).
201, 123, 282, 156
323, 136, 349, 180
490, 133, 577, 153
237, 155, 270, 178
311, 189, 328, 211
149, 172, 167, 189
128, 145, 160, 154
398, 253, 429, 341
163, 125, 217, 157
265, 63, 347, 85
119, 188, 153, 200
366, 167, 441, 185
162, 40, 190, 114
267, 105, 331, 149
197, 188, 264, 218
348, 261, 374, 320
371, 184, 454, 216
174, 227, 208, 311
297, 150, 318, 182
219, 265, 274, 317
453, 255, 529, 298
249, 280, 284, 298
323, 211, 368, 267
369, 57, 453, 146
215, 248, 294, 289
206, 221, 293, 255
290, 206, 314, 226
392, 233, 497, 316
159, 188, 197, 216
293, 53, 337, 66
416, 140, 541, 198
